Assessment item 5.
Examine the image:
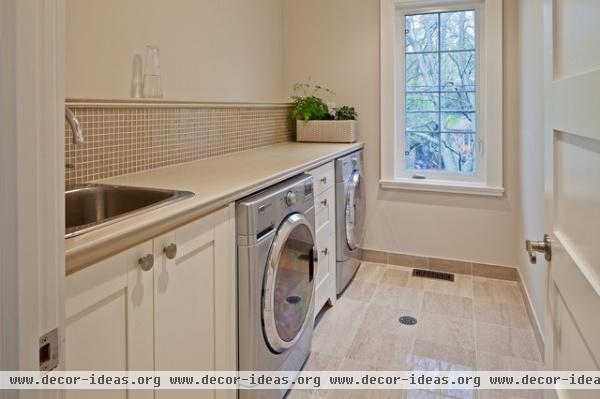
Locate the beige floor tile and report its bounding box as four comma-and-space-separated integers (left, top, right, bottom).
303, 351, 345, 371
476, 352, 545, 399
382, 268, 412, 286
416, 313, 475, 350
424, 275, 473, 298
297, 352, 342, 398
492, 284, 524, 307
387, 264, 414, 272
410, 339, 476, 370
477, 351, 544, 371
312, 318, 359, 358
371, 284, 424, 313
318, 296, 368, 327
324, 357, 406, 399
474, 301, 530, 330
475, 323, 541, 362
472, 279, 495, 302
342, 280, 378, 302
354, 262, 387, 283
346, 326, 414, 370
422, 291, 473, 319
478, 349, 545, 399
408, 339, 478, 399
390, 266, 428, 289
360, 303, 419, 338
473, 278, 524, 306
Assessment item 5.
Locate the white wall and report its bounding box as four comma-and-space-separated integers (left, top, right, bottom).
283, 0, 519, 267
515, 0, 547, 335
66, 0, 285, 102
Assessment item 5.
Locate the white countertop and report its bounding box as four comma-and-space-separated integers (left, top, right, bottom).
66, 141, 363, 274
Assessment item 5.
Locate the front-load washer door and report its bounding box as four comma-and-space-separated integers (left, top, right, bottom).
345, 170, 365, 251
263, 213, 316, 353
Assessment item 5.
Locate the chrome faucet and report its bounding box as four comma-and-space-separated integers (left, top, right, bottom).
65, 107, 85, 144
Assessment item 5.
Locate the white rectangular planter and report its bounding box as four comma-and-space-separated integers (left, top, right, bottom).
296, 120, 357, 143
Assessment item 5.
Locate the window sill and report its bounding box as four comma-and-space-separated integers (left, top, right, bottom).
380, 178, 505, 197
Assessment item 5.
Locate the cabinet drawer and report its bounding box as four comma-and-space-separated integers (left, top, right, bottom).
315, 188, 335, 234
309, 161, 335, 196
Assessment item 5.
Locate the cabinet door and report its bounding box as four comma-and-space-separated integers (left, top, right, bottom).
154, 205, 236, 399
65, 241, 154, 399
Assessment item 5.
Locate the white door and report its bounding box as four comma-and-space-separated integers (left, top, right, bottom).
543, 1, 600, 398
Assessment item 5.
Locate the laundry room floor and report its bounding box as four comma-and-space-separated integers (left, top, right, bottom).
287, 262, 545, 399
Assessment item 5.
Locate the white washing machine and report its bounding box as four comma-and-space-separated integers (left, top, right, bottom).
236, 174, 317, 399
335, 150, 365, 294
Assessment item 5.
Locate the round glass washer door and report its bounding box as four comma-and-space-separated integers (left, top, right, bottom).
345, 170, 365, 250
263, 212, 316, 353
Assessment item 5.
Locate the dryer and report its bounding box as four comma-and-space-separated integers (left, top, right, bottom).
335, 150, 365, 294
236, 174, 316, 399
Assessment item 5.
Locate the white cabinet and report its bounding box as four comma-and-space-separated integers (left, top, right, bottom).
153, 205, 236, 399
308, 162, 337, 318
65, 205, 236, 399
65, 240, 154, 399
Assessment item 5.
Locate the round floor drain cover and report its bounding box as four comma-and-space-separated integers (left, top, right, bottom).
399, 316, 417, 325
286, 295, 302, 304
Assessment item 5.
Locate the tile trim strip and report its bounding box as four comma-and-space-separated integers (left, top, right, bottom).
361, 248, 518, 280
66, 99, 293, 109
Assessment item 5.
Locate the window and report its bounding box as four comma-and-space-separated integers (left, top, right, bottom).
380, 0, 504, 196
404, 10, 477, 174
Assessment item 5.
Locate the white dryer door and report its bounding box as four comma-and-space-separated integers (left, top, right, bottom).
263, 213, 316, 353
345, 170, 365, 250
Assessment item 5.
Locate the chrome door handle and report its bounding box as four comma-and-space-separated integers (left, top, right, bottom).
138, 254, 154, 271
163, 243, 177, 260
310, 247, 317, 282
320, 198, 328, 206
320, 248, 328, 256
320, 177, 327, 184
525, 234, 552, 264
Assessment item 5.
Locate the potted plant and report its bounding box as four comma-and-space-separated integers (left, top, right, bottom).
291, 82, 358, 143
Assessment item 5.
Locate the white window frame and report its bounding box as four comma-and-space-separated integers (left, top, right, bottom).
380, 0, 504, 196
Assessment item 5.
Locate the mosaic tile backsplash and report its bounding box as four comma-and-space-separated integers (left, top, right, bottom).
64, 104, 293, 185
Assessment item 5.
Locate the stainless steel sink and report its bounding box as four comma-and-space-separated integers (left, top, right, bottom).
65, 184, 194, 238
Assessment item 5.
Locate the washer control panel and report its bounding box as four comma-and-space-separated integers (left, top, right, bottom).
236, 174, 315, 240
